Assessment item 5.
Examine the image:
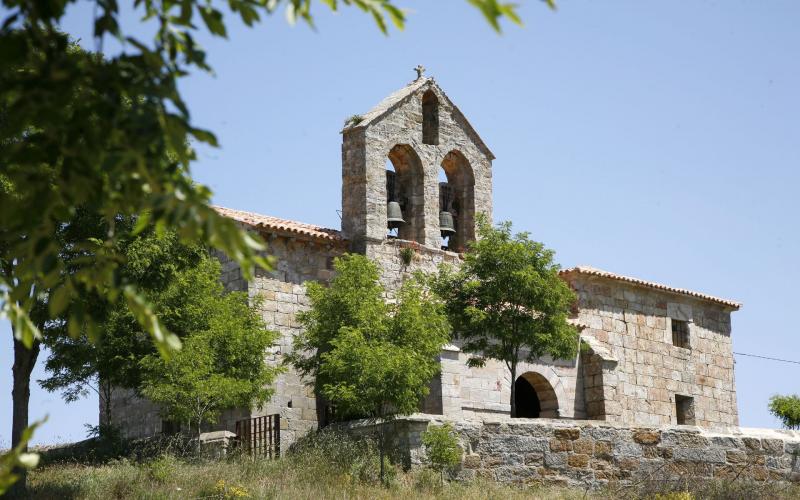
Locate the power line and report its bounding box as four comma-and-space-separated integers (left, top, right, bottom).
733, 352, 800, 365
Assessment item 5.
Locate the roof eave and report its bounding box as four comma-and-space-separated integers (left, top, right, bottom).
560, 267, 742, 311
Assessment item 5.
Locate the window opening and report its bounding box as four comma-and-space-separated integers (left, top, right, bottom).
671, 319, 690, 349
675, 395, 695, 425
422, 90, 439, 145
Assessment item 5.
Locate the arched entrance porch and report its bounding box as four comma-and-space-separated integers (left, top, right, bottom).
514, 371, 560, 418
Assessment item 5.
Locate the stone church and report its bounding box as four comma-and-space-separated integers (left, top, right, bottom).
109, 72, 741, 448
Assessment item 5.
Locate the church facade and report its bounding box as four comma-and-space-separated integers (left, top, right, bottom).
108, 74, 741, 447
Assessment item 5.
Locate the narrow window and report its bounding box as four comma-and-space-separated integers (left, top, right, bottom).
675, 395, 695, 425
422, 90, 439, 145
671, 319, 690, 349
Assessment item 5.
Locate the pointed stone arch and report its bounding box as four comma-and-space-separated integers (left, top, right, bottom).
386, 144, 425, 244
440, 150, 475, 252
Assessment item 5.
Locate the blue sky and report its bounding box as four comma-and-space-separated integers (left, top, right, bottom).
2, 0, 799, 446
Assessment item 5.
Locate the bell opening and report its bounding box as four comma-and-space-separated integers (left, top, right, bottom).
386, 167, 406, 238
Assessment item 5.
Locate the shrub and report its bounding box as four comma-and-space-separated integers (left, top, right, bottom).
769, 394, 800, 430
421, 423, 462, 484
145, 455, 176, 483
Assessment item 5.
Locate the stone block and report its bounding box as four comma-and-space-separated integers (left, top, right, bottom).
617, 458, 640, 471
543, 452, 567, 469
633, 429, 661, 445
726, 450, 747, 464
742, 437, 762, 450
524, 452, 544, 466
549, 438, 572, 452
661, 431, 709, 448
594, 441, 613, 459
568, 454, 590, 468
613, 441, 643, 458
762, 439, 785, 455
672, 448, 726, 464
554, 428, 580, 440
573, 438, 594, 455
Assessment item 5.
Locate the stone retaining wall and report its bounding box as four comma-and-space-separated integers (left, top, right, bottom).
346, 415, 800, 488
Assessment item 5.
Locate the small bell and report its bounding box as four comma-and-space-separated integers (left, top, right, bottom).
387, 201, 405, 229
439, 210, 456, 237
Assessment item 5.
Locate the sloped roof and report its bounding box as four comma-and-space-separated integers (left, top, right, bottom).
560, 266, 741, 310
343, 76, 495, 160
213, 206, 344, 243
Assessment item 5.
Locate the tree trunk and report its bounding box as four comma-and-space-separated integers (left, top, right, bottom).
509, 361, 517, 418
379, 429, 385, 485
101, 382, 113, 430
10, 333, 41, 495
196, 417, 203, 457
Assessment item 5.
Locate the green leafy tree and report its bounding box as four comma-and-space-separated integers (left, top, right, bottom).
1, 0, 548, 490
769, 395, 800, 430
139, 289, 279, 452
421, 423, 462, 485
288, 254, 450, 483
432, 216, 578, 418
39, 230, 216, 433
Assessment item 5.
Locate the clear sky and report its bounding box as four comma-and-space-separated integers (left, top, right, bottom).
2, 0, 799, 446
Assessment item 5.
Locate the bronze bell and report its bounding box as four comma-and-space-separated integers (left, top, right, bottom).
387, 201, 405, 229
439, 210, 456, 237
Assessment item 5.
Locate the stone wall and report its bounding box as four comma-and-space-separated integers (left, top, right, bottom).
566, 274, 739, 429
247, 234, 346, 448
351, 415, 800, 488
365, 237, 461, 295
105, 387, 250, 440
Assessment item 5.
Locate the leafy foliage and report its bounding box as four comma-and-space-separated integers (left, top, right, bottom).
39, 230, 224, 426
287, 253, 388, 390
0, 36, 271, 354
421, 423, 462, 483
289, 254, 449, 421
139, 284, 279, 444
0, 420, 42, 495
0, 0, 546, 490
432, 216, 578, 416
769, 394, 800, 430
288, 254, 449, 482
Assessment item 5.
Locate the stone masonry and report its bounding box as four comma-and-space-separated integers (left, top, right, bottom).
344, 415, 800, 487
109, 72, 746, 464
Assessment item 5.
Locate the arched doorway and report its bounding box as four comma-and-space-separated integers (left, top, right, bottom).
514, 372, 560, 418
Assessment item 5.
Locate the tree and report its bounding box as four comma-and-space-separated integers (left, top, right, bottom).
769, 395, 800, 430
139, 281, 279, 452
1, 0, 544, 491
288, 254, 450, 483
1, 0, 538, 353
432, 216, 578, 418
421, 423, 462, 485
39, 230, 212, 433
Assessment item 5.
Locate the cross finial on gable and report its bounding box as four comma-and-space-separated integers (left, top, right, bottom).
414, 65, 425, 79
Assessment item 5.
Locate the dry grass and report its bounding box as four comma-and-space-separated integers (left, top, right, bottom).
25, 459, 592, 500
21, 432, 800, 500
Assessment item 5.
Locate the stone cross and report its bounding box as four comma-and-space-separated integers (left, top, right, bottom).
414, 65, 426, 79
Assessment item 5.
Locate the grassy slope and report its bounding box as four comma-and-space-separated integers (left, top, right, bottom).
22, 432, 800, 500
26, 457, 591, 500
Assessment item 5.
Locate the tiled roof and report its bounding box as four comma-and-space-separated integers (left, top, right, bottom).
213, 206, 345, 243
560, 266, 741, 310
342, 76, 495, 160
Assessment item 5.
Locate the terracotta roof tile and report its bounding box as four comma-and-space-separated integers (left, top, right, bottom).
560, 265, 741, 310
213, 206, 345, 243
